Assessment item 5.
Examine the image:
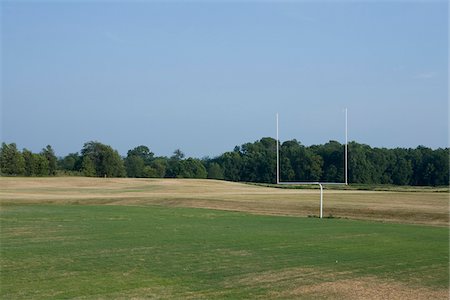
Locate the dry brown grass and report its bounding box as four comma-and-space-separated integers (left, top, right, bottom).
1, 177, 448, 226
289, 278, 448, 300
228, 267, 449, 299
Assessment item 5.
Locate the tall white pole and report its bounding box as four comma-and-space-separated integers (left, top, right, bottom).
276, 113, 280, 184
345, 108, 348, 185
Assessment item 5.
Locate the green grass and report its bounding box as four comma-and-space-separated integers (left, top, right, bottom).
1, 204, 448, 299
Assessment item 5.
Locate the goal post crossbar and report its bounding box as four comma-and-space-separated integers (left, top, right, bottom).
276, 110, 349, 218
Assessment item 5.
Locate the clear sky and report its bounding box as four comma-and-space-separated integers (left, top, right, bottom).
1, 1, 448, 158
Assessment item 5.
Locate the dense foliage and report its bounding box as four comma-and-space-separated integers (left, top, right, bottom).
1, 143, 57, 177
0, 139, 448, 186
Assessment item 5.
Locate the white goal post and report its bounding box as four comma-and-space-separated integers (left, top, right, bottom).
276, 109, 348, 218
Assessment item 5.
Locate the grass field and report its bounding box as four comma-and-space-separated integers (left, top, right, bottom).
1, 177, 448, 226
1, 177, 449, 299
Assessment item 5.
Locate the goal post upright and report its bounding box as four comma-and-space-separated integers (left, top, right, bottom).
345, 108, 348, 185
276, 113, 280, 184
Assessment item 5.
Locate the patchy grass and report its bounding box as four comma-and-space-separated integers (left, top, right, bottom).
1, 204, 448, 299
1, 177, 448, 226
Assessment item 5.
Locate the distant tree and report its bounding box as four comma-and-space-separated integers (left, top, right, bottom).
410, 146, 435, 186
41, 145, 57, 175
217, 151, 242, 181
280, 140, 301, 181
412, 146, 449, 186
166, 149, 186, 177
81, 141, 125, 177
23, 149, 37, 176
281, 140, 323, 182
142, 166, 158, 178
207, 162, 224, 180
177, 158, 207, 178
312, 140, 344, 182
348, 142, 374, 184
58, 153, 82, 172
406, 148, 420, 185
102, 148, 126, 178
171, 149, 185, 161
127, 146, 154, 165
0, 143, 25, 175
1, 138, 448, 186
125, 155, 145, 178
33, 154, 50, 176
301, 151, 323, 181
150, 158, 167, 178
81, 156, 96, 177
240, 137, 277, 183
124, 145, 156, 178
431, 148, 449, 186
389, 149, 413, 185
279, 156, 295, 181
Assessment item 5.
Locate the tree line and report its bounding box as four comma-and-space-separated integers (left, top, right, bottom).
1, 138, 448, 186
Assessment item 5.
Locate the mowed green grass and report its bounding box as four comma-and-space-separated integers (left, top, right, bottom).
1, 204, 448, 299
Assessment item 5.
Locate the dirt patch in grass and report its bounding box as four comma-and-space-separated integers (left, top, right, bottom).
232, 267, 448, 299
276, 277, 448, 299
232, 267, 350, 288
214, 248, 253, 257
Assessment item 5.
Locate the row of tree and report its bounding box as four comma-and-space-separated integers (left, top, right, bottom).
0, 144, 58, 176
211, 138, 448, 186
1, 139, 448, 186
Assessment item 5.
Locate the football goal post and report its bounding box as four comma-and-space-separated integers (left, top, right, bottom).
276, 109, 348, 218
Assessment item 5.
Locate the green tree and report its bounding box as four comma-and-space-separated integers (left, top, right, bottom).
218, 150, 242, 181
281, 140, 323, 182
166, 149, 186, 178
391, 157, 413, 185
102, 147, 126, 178
125, 155, 145, 178
207, 162, 224, 180
0, 143, 25, 175
302, 152, 323, 181
172, 149, 185, 160
240, 137, 277, 183
409, 146, 437, 186
125, 145, 156, 178
41, 145, 58, 175
280, 156, 295, 181
23, 149, 37, 176
81, 156, 96, 177
388, 149, 413, 185
150, 158, 167, 178
58, 153, 82, 172
430, 148, 449, 186
141, 166, 157, 178
34, 154, 50, 176
348, 142, 374, 184
127, 146, 154, 165
178, 158, 207, 178
41, 145, 57, 175
311, 140, 344, 182
81, 141, 125, 177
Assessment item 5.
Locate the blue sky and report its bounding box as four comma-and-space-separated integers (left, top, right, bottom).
1, 1, 448, 157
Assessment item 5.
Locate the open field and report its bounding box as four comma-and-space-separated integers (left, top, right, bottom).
1, 177, 448, 226
1, 177, 449, 299
1, 204, 448, 299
